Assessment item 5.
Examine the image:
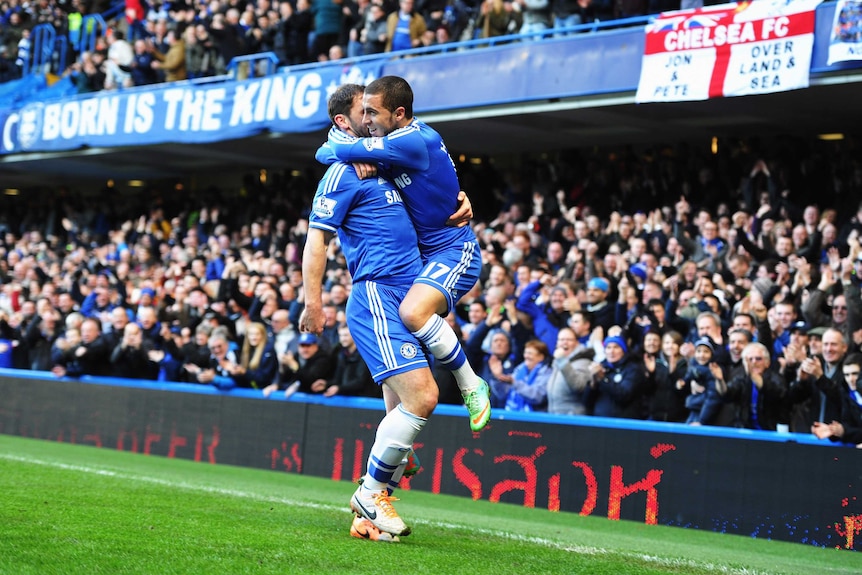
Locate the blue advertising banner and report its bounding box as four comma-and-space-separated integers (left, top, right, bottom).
0, 62, 383, 155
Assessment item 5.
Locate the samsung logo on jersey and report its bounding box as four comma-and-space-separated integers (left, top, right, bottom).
363, 137, 384, 151
313, 196, 336, 218
393, 173, 412, 189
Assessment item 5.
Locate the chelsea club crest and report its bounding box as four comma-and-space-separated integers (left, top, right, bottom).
17, 103, 44, 151
400, 343, 418, 359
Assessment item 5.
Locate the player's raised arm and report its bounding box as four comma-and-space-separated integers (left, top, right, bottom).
326, 123, 430, 171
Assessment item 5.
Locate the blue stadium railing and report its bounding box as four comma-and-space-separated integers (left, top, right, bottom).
22, 9, 653, 82
26, 13, 107, 78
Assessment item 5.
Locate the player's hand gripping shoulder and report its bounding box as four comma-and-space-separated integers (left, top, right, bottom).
446, 191, 473, 227
352, 162, 377, 179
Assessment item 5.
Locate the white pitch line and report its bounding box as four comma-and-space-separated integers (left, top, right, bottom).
1, 453, 766, 575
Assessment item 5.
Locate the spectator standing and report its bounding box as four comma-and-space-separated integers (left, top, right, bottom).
644, 330, 688, 423
725, 327, 753, 381
722, 342, 787, 431
515, 275, 570, 353
15, 28, 32, 78
516, 0, 551, 38
584, 276, 615, 333
150, 26, 187, 82
104, 306, 132, 350
270, 308, 299, 357
291, 0, 315, 64
812, 352, 862, 446
567, 309, 605, 362
104, 29, 134, 90
50, 327, 80, 373
23, 309, 62, 371
2, 12, 26, 74
386, 0, 427, 51
209, 10, 248, 76
361, 1, 389, 54
323, 323, 379, 397
477, 0, 519, 40
588, 335, 646, 419
110, 322, 160, 380
547, 327, 593, 415
183, 24, 207, 79
136, 305, 166, 350
460, 300, 487, 344
838, 202, 862, 246
271, 1, 305, 65
190, 330, 238, 388
479, 329, 518, 408
552, 0, 593, 36
217, 322, 278, 390
802, 258, 861, 345
246, 13, 277, 58
51, 317, 111, 377
501, 338, 551, 412
787, 328, 848, 432
264, 332, 334, 397
176, 324, 214, 382
344, 0, 370, 58
129, 38, 158, 86
678, 336, 724, 425
312, 0, 345, 60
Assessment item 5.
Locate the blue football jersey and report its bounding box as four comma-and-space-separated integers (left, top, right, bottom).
322, 119, 478, 257
308, 162, 422, 285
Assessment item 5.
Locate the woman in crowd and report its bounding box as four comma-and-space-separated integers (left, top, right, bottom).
220, 321, 278, 390
643, 330, 688, 423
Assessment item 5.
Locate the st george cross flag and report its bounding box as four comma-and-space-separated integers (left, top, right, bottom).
636, 0, 823, 103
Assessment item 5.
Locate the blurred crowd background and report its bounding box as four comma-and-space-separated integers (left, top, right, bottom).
1, 132, 861, 446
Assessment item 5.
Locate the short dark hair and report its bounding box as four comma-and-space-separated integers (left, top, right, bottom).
571, 309, 593, 327
733, 311, 755, 325
365, 76, 413, 117
844, 353, 862, 369
327, 84, 365, 123
728, 328, 753, 343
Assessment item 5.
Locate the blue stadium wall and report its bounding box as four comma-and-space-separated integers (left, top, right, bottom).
1, 369, 859, 551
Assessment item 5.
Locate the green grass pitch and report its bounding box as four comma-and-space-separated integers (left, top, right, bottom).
0, 435, 857, 575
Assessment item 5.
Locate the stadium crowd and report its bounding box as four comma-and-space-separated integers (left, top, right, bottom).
1, 134, 861, 446
0, 0, 690, 86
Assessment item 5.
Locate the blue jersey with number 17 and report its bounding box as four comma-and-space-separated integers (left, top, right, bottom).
308, 162, 422, 286
319, 119, 478, 257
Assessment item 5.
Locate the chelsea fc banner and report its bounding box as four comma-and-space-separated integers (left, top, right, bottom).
636, 0, 822, 103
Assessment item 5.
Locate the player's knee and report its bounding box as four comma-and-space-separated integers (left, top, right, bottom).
413, 382, 438, 418
419, 390, 438, 418
399, 302, 424, 331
